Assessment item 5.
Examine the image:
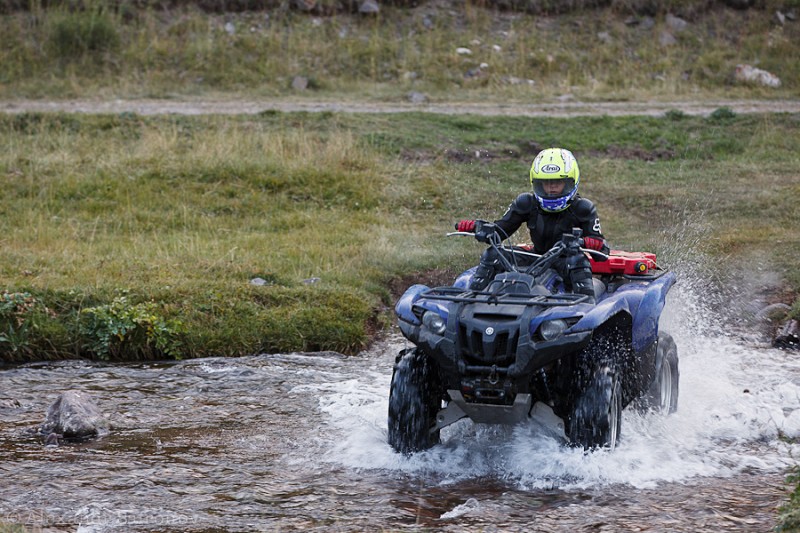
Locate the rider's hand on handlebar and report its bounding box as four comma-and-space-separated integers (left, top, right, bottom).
473, 221, 495, 243
583, 236, 605, 251
455, 220, 476, 233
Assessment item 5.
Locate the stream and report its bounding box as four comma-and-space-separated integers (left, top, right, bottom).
2, 282, 800, 532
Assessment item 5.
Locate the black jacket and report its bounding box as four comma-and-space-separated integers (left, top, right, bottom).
493, 193, 610, 256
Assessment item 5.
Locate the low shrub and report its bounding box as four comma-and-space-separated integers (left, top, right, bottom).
79, 296, 184, 360
46, 4, 119, 61
0, 291, 38, 356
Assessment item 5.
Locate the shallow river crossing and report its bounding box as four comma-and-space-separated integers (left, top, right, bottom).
2, 285, 800, 532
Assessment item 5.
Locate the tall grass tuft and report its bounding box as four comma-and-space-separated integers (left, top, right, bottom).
46, 2, 119, 61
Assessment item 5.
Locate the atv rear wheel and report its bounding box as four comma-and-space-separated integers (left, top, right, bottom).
642, 331, 679, 414
568, 367, 622, 450
388, 348, 442, 454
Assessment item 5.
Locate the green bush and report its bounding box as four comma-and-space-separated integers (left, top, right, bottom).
79, 296, 184, 360
664, 109, 687, 121
0, 291, 37, 355
47, 5, 119, 61
779, 467, 800, 531
708, 107, 737, 122
0, 290, 72, 361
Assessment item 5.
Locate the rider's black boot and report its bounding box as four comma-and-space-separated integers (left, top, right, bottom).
469, 248, 500, 291
567, 254, 596, 304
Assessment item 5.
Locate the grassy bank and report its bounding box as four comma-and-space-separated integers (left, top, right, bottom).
1, 2, 799, 102
1, 109, 799, 361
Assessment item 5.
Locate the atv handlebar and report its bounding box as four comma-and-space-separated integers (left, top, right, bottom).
448, 221, 608, 272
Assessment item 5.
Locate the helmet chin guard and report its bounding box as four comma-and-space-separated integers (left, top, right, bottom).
535, 190, 577, 212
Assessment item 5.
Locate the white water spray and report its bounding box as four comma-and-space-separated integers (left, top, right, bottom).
313, 272, 800, 490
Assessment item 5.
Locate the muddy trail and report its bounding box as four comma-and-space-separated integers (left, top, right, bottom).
3, 98, 800, 117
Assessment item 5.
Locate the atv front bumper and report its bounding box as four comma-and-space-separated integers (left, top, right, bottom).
398, 320, 592, 378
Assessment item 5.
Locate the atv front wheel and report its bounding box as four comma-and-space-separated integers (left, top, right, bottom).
388, 348, 442, 454
568, 367, 622, 450
642, 331, 679, 414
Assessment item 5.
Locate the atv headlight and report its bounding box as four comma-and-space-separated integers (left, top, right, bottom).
422, 311, 447, 335
539, 319, 568, 341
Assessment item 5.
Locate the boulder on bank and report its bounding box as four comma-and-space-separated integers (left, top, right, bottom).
40, 390, 109, 442
734, 64, 781, 88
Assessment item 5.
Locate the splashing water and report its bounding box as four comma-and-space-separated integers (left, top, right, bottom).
1, 269, 798, 531
317, 271, 800, 492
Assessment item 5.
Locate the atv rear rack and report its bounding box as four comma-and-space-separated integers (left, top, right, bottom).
420, 287, 589, 307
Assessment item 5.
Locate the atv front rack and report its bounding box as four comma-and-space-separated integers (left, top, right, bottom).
420, 287, 589, 307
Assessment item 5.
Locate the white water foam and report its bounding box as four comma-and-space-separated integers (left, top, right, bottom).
311, 282, 800, 490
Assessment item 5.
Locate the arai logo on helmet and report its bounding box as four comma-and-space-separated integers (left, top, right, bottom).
541, 164, 561, 173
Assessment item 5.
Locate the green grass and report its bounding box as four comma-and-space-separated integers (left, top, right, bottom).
1, 2, 799, 102
1, 109, 799, 361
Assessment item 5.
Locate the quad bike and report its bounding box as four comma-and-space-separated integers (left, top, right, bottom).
389, 221, 678, 454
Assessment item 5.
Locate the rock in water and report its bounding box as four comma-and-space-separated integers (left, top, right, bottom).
775, 320, 800, 350
40, 390, 109, 441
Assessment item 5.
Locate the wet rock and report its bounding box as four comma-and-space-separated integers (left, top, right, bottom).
40, 390, 109, 442
774, 320, 800, 350
734, 64, 781, 88
440, 497, 480, 519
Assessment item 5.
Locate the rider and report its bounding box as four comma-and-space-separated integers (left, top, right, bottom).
456, 147, 610, 302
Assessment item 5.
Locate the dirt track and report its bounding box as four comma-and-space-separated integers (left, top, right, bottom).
3, 98, 800, 116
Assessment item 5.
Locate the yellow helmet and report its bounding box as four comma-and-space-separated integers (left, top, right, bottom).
529, 148, 580, 212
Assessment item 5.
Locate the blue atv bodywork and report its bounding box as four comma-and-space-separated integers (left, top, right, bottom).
389, 227, 678, 454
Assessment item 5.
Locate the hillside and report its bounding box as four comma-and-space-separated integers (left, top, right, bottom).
1, 0, 798, 101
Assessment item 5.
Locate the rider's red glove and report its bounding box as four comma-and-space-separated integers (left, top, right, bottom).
456, 220, 476, 232
583, 236, 605, 251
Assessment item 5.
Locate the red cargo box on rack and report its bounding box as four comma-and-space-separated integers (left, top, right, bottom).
589, 251, 657, 276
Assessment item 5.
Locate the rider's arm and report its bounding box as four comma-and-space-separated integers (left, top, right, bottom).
493, 193, 534, 241
572, 198, 610, 259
